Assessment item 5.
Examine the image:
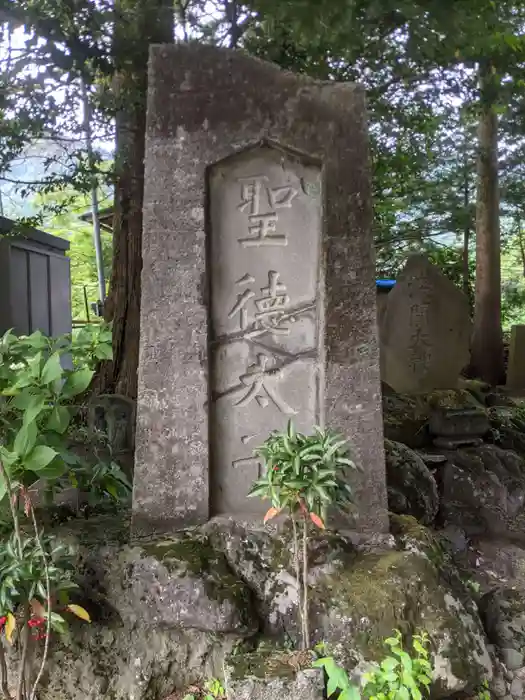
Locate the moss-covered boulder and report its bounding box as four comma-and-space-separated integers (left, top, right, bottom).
488, 405, 525, 458
385, 439, 439, 525
312, 548, 493, 698
438, 445, 525, 536
14, 517, 258, 700
6, 515, 494, 700
382, 391, 430, 448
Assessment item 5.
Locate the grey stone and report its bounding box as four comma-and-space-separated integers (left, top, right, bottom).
384, 439, 439, 525
439, 525, 469, 554
379, 255, 472, 393
95, 539, 257, 635
480, 589, 525, 668
224, 656, 323, 700
438, 445, 525, 536
87, 393, 136, 453
516, 667, 525, 681
7, 515, 495, 699
492, 674, 509, 698
507, 325, 525, 390
433, 436, 484, 449
417, 452, 448, 466
429, 408, 490, 439
133, 43, 387, 536
510, 677, 524, 697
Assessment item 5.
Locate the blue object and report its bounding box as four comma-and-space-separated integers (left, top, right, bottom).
376, 279, 396, 289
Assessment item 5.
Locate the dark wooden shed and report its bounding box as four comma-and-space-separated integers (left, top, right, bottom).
0, 217, 72, 337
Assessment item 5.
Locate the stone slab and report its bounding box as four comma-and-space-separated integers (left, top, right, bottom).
380, 255, 472, 393
132, 43, 387, 536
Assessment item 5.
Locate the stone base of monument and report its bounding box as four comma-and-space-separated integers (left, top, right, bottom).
430, 407, 489, 449
224, 652, 323, 700
429, 407, 490, 438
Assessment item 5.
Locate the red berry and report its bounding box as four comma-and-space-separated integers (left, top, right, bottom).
0, 616, 6, 627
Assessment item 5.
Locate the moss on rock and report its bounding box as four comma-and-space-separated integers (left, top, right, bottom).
312, 548, 492, 698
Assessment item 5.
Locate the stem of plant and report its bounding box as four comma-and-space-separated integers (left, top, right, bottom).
16, 605, 29, 700
28, 504, 52, 700
0, 461, 22, 557
0, 644, 12, 700
291, 512, 302, 643
302, 514, 309, 650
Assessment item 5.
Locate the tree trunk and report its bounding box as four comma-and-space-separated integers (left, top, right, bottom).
462, 157, 472, 304
99, 0, 173, 399
470, 62, 504, 385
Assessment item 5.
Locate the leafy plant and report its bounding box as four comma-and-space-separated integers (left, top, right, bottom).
71, 322, 113, 369
0, 326, 121, 699
314, 631, 433, 700
249, 421, 357, 649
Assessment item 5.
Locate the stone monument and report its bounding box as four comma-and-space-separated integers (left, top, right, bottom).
380, 255, 472, 393
132, 43, 387, 537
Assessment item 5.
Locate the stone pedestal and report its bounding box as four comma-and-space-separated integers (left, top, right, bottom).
132, 44, 387, 537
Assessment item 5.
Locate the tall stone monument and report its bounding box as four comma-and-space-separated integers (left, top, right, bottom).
132, 43, 387, 537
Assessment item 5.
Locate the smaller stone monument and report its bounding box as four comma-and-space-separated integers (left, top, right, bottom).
380, 255, 472, 393
507, 325, 525, 391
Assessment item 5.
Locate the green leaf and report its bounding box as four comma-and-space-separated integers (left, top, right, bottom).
24, 445, 58, 472
11, 390, 39, 411
14, 421, 38, 457
381, 657, 400, 672
47, 406, 71, 434
34, 459, 66, 480
341, 686, 361, 700
23, 395, 47, 425
62, 368, 94, 398
94, 344, 113, 360
41, 353, 63, 385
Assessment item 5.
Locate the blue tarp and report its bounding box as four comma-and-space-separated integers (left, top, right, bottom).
376, 279, 396, 289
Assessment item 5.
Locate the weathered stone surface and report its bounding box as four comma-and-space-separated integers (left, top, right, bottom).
91, 538, 258, 635
224, 653, 323, 700
213, 516, 492, 697
133, 42, 387, 536
507, 325, 525, 390
480, 588, 525, 669
312, 549, 493, 697
438, 446, 525, 536
11, 515, 495, 700
384, 439, 439, 525
380, 255, 472, 393
489, 406, 525, 458
382, 390, 431, 448
12, 518, 257, 700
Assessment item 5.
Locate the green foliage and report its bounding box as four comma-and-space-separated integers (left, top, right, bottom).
182, 678, 226, 700
476, 679, 491, 700
314, 631, 433, 700
249, 420, 357, 525
0, 533, 77, 619
0, 327, 125, 505
72, 322, 113, 368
